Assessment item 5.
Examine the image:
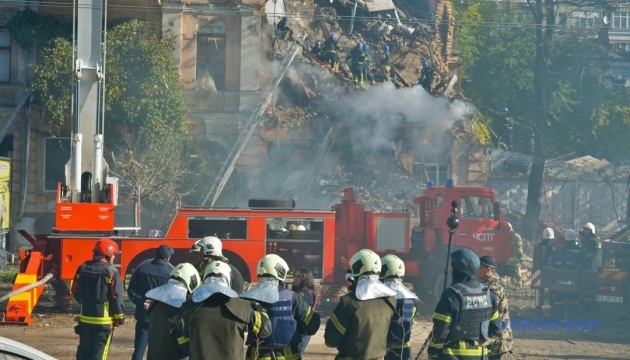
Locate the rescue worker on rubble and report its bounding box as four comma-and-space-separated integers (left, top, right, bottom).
323, 33, 342, 70
477, 256, 513, 360
145, 263, 201, 360
506, 222, 524, 286
276, 16, 293, 41
181, 261, 272, 359
242, 254, 320, 360
325, 249, 396, 359
380, 44, 392, 82
533, 228, 556, 309
196, 236, 244, 294
72, 238, 125, 360
380, 254, 418, 360
311, 40, 324, 61
579, 222, 602, 270
498, 107, 514, 151
546, 231, 580, 317
428, 248, 500, 360
128, 245, 174, 360
418, 60, 435, 93
350, 42, 368, 87
362, 44, 375, 85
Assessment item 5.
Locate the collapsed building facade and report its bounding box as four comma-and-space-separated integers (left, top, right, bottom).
0, 0, 487, 252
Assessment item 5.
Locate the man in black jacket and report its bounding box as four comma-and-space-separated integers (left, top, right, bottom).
128, 245, 174, 360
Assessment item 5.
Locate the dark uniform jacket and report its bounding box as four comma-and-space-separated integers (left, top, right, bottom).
325, 292, 396, 359
245, 288, 320, 360
186, 295, 271, 360
428, 276, 499, 360
71, 258, 125, 327
580, 234, 602, 269
197, 258, 245, 295
128, 258, 172, 321
147, 300, 186, 360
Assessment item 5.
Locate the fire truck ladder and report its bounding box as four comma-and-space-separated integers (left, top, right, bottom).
0, 88, 31, 144
201, 35, 307, 207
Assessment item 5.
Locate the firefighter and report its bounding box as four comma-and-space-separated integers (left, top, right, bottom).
499, 107, 514, 151
181, 260, 272, 359
477, 256, 513, 360
427, 248, 500, 360
292, 267, 318, 354
580, 222, 602, 270
533, 228, 556, 308
189, 239, 204, 265
362, 44, 375, 85
506, 223, 523, 286
311, 40, 324, 62
418, 60, 435, 92
350, 42, 367, 87
145, 263, 201, 360
325, 249, 396, 359
546, 232, 579, 317
196, 236, 244, 294
276, 16, 293, 41
323, 33, 341, 70
127, 245, 174, 360
72, 238, 125, 360
242, 254, 320, 360
380, 44, 392, 83
380, 254, 418, 360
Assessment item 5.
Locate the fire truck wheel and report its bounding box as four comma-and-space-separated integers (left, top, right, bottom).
248, 198, 296, 208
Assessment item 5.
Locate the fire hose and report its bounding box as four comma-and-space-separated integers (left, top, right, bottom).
0, 273, 54, 303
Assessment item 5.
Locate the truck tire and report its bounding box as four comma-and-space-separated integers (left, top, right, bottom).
248, 198, 296, 208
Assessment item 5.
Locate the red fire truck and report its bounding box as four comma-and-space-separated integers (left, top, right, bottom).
3, 182, 514, 324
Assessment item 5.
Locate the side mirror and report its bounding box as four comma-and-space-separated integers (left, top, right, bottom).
493, 202, 500, 221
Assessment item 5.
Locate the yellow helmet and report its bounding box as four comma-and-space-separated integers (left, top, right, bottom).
170, 263, 201, 293
380, 254, 405, 279
350, 249, 381, 277
257, 254, 289, 281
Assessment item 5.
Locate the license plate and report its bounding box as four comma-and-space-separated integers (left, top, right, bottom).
596, 295, 623, 303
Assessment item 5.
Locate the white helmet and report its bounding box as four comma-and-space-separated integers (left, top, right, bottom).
583, 222, 596, 235
189, 239, 202, 254
543, 227, 554, 240
170, 263, 201, 293
203, 260, 232, 285
380, 254, 405, 279
565, 229, 578, 242
257, 254, 289, 281
200, 236, 224, 258
350, 249, 381, 277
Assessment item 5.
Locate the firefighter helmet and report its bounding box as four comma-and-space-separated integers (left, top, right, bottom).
282, 16, 288, 22
170, 263, 201, 293
189, 240, 202, 254
350, 249, 381, 277
330, 33, 337, 41
565, 229, 578, 242
202, 260, 232, 285
315, 40, 322, 47
422, 61, 429, 67
450, 248, 480, 276
383, 45, 390, 51
380, 254, 405, 279
543, 227, 554, 240
94, 238, 119, 258
200, 236, 224, 258
363, 44, 369, 51
583, 222, 596, 235
356, 42, 363, 48
257, 254, 289, 281
502, 107, 509, 113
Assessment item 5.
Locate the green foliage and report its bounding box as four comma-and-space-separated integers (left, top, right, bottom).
32, 38, 73, 134
32, 20, 192, 208
0, 268, 17, 284
7, 8, 71, 49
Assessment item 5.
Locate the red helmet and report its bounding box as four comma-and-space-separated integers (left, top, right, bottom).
94, 238, 119, 258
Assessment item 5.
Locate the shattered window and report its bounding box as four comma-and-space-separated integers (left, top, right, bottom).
197, 19, 226, 91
